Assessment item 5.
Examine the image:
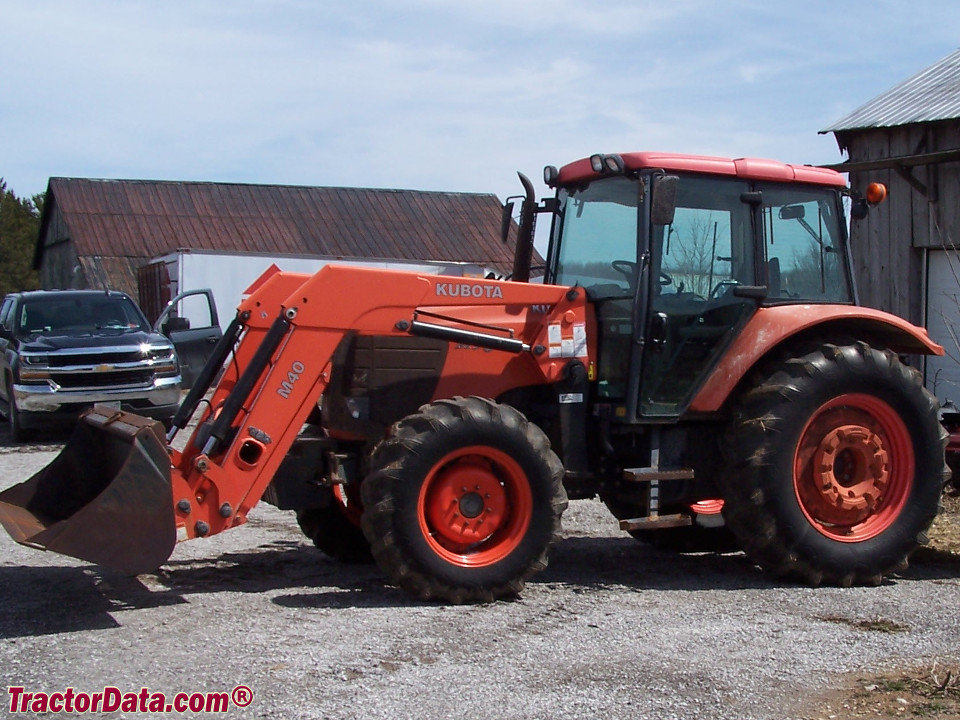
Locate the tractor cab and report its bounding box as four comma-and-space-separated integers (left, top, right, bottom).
538, 153, 855, 422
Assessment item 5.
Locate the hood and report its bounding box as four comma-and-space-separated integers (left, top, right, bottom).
18, 329, 173, 352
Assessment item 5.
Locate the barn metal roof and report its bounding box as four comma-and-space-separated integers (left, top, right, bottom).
822, 48, 960, 133
38, 178, 519, 274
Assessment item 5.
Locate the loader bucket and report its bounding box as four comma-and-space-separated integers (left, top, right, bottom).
0, 406, 176, 575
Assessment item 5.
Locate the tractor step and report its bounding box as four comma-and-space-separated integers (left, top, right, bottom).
619, 514, 693, 532
622, 467, 695, 482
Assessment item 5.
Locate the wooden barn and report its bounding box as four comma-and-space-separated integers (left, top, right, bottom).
821, 48, 960, 404
33, 178, 518, 318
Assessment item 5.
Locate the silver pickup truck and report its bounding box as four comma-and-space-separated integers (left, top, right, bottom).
0, 289, 183, 441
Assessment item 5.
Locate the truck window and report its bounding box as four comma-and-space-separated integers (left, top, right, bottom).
169, 292, 216, 330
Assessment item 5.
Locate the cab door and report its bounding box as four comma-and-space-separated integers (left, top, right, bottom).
638, 176, 758, 417
545, 177, 648, 409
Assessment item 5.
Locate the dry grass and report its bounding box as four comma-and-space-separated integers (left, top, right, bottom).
919, 493, 960, 562
806, 493, 960, 719
813, 661, 960, 719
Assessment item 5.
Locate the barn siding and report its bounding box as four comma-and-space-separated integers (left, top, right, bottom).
841, 119, 960, 326
37, 204, 82, 290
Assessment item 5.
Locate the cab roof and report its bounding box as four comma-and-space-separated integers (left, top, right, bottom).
556, 152, 847, 188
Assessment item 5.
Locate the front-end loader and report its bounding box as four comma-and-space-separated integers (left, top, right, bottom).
0, 152, 948, 602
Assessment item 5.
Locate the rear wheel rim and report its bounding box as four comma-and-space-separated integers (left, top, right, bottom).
793, 393, 914, 542
417, 445, 533, 567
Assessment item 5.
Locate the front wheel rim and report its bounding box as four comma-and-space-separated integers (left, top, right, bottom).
794, 393, 914, 542
417, 445, 533, 567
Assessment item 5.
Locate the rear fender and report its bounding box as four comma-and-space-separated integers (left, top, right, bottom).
688, 305, 943, 413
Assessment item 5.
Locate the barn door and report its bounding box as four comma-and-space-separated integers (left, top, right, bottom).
925, 249, 960, 404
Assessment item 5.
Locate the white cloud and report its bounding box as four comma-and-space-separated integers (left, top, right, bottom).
1, 0, 959, 209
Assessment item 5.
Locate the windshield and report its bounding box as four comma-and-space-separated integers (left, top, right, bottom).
551, 177, 639, 298
17, 295, 149, 336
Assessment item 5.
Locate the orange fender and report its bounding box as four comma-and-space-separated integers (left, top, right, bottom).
688, 305, 943, 413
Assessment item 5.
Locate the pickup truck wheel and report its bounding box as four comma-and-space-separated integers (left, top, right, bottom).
719, 342, 948, 586
361, 396, 567, 603
5, 377, 27, 443
296, 485, 372, 563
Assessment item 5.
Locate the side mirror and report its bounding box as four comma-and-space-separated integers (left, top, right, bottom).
651, 175, 679, 226
779, 204, 805, 220
162, 316, 190, 335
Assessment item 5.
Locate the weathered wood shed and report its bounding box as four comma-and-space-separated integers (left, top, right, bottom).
821, 48, 960, 403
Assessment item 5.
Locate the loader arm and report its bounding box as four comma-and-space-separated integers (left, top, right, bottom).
168, 265, 595, 546
0, 265, 594, 572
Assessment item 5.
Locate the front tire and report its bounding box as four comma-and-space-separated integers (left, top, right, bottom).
361, 397, 567, 603
720, 342, 947, 586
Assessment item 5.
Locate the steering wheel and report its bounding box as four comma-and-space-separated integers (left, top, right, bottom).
709, 279, 740, 299
610, 260, 638, 283
611, 261, 674, 288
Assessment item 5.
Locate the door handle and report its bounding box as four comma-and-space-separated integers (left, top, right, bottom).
649, 312, 668, 353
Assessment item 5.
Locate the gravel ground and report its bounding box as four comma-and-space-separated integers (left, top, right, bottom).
0, 430, 958, 720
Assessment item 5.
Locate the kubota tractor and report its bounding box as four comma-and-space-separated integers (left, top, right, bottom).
0, 152, 949, 602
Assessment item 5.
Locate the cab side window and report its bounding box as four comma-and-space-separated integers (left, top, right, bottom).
759, 184, 852, 302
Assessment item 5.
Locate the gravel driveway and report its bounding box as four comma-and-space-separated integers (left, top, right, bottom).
0, 430, 958, 720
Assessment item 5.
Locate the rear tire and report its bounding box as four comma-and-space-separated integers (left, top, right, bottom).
720, 342, 948, 586
361, 396, 567, 603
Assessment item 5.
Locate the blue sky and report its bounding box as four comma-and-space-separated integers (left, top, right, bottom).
2, 0, 959, 209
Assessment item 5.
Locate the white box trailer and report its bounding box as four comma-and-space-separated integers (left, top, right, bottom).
137, 249, 491, 388
138, 249, 490, 331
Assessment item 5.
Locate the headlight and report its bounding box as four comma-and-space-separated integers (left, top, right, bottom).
21, 353, 49, 366
151, 349, 176, 362
144, 344, 176, 362
147, 344, 179, 374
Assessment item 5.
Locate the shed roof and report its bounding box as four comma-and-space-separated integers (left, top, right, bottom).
822, 48, 960, 133
38, 178, 519, 272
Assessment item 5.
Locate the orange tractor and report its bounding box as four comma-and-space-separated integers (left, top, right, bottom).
0, 152, 948, 602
